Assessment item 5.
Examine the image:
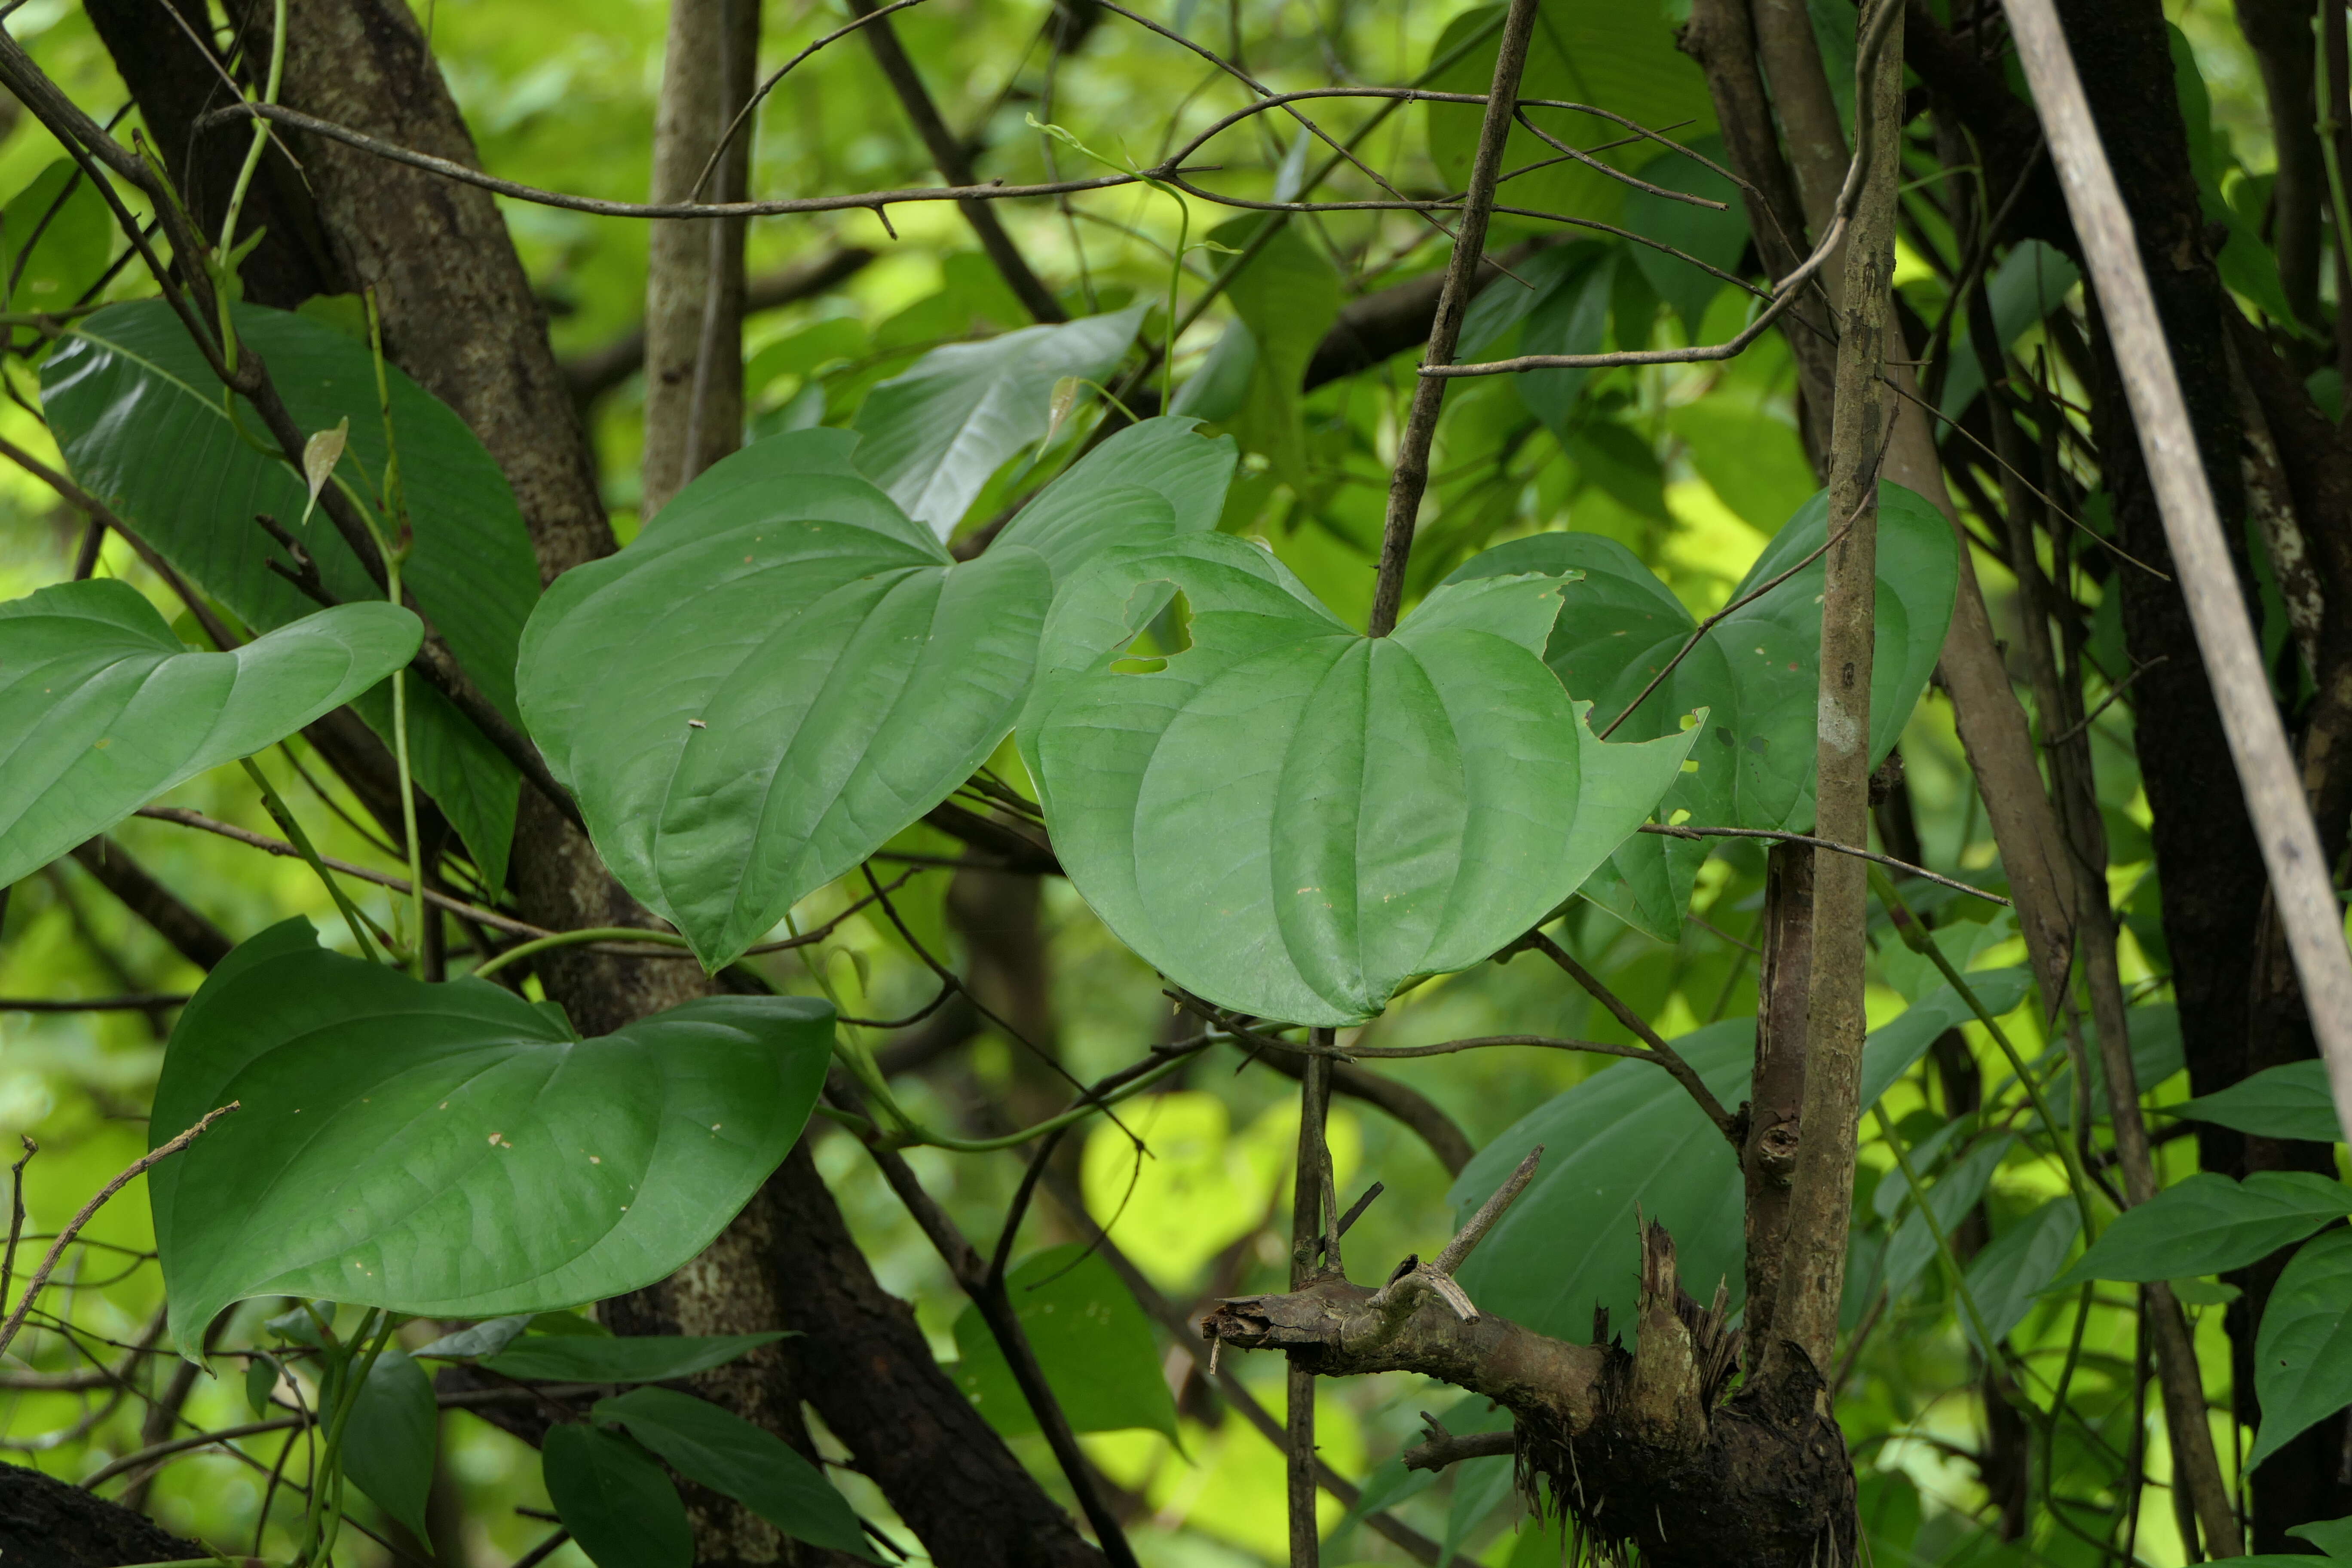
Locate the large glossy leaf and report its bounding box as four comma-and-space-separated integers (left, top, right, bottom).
1023, 532, 1697, 1024
2049, 1173, 2352, 1289
41, 300, 542, 885
2176, 1060, 2344, 1144
951, 1244, 1179, 1439
340, 1349, 435, 1538
517, 419, 1234, 968
0, 581, 419, 885
1451, 970, 2027, 1343
1450, 482, 1958, 940
595, 1387, 876, 1559
850, 303, 1148, 534
148, 919, 835, 1344
1426, 0, 1715, 232
544, 1424, 690, 1568
2252, 1229, 2352, 1468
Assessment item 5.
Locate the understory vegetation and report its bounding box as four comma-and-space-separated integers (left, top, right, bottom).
3, 0, 2352, 1565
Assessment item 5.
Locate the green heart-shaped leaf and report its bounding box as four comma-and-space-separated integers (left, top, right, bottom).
149, 920, 834, 1345
1449, 481, 1958, 940
517, 419, 1234, 968
850, 303, 1148, 534
0, 580, 420, 885
41, 300, 545, 885
1022, 532, 1696, 1025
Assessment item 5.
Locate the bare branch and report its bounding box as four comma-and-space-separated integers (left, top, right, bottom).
1517, 932, 1740, 1141
1366, 0, 1540, 639
0, 1104, 238, 1363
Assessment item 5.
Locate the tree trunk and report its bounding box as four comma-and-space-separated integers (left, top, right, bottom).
642, 0, 759, 518
0, 1464, 200, 1568
83, 3, 1104, 1562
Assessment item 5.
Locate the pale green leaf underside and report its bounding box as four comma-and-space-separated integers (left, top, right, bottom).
1025, 532, 1697, 1025
517, 421, 1232, 969
150, 921, 834, 1346
851, 303, 1149, 535
0, 580, 420, 885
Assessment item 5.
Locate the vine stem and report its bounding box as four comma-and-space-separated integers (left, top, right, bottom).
1755, 0, 1902, 1385
301, 1310, 395, 1566
239, 758, 380, 961
470, 925, 693, 979
364, 290, 429, 974
213, 0, 288, 364
1287, 1031, 1335, 1567
1363, 0, 1540, 638
1870, 870, 2099, 1239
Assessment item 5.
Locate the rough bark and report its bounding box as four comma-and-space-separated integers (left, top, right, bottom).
641, 0, 759, 518
1764, 0, 1899, 1381
2053, 0, 2263, 1242
2038, 0, 2261, 1551
0, 1463, 201, 1568
1206, 1221, 1851, 1568
217, 0, 612, 586
2237, 0, 2325, 331
1678, 0, 1838, 469
1753, 0, 2083, 1008
1741, 841, 1812, 1355
768, 1143, 1105, 1567
2225, 314, 2352, 1545
80, 0, 341, 307
85, 3, 1106, 1562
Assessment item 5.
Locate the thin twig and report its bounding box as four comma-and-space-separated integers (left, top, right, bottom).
689, 0, 932, 198
1596, 476, 1875, 739
0, 1106, 237, 1363
1516, 931, 1739, 1140
2044, 656, 2167, 746
1432, 1145, 1544, 1275
1637, 823, 2012, 906
0, 1137, 33, 1343
1366, 0, 1540, 639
